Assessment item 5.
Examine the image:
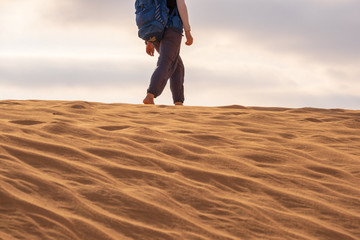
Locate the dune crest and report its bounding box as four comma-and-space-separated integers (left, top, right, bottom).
1, 100, 360, 240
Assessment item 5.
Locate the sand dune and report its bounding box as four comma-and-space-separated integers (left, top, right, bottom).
0, 100, 360, 240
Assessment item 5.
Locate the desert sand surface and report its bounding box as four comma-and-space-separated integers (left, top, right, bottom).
0, 100, 360, 240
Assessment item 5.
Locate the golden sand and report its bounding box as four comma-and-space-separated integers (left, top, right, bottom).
1, 100, 360, 240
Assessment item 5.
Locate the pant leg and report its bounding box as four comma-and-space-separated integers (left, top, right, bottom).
170, 56, 185, 103
147, 28, 182, 98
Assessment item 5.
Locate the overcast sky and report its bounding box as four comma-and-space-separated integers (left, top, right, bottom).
1, 0, 359, 108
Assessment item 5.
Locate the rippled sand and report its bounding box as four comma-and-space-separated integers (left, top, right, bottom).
1, 100, 360, 240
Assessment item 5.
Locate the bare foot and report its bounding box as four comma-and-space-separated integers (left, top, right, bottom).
143, 93, 155, 104
174, 102, 183, 106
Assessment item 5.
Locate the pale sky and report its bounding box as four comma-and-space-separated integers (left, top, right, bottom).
1, 0, 359, 108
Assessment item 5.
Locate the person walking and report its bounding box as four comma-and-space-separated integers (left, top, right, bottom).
143, 0, 193, 105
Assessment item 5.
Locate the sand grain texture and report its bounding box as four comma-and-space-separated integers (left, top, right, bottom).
1, 100, 360, 240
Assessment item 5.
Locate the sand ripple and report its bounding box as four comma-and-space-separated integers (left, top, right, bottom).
1, 100, 360, 240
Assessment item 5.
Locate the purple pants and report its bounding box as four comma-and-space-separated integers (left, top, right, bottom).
147, 28, 185, 103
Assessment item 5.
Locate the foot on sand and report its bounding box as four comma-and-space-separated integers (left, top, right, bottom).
174, 102, 183, 106
143, 93, 155, 105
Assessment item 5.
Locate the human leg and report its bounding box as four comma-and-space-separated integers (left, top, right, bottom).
170, 56, 185, 104
146, 28, 182, 101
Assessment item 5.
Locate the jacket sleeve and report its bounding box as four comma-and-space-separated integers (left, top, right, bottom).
176, 0, 191, 31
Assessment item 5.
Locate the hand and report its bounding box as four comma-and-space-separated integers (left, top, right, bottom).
146, 42, 154, 56
185, 30, 193, 46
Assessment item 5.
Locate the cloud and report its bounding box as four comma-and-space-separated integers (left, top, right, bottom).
1, 0, 359, 109
1, 56, 358, 109
189, 0, 360, 64
0, 58, 151, 87
43, 0, 135, 28
30, 0, 360, 64
15, 0, 360, 64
